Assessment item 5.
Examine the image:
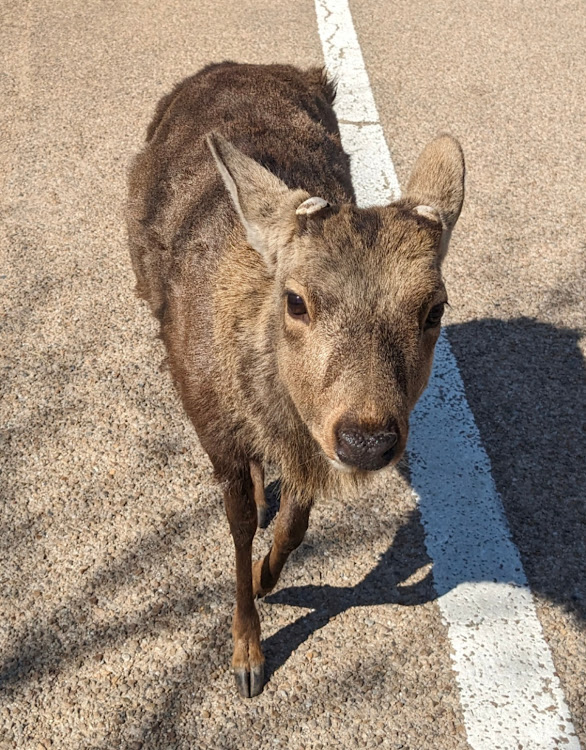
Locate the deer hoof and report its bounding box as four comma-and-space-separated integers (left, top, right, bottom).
234, 663, 265, 698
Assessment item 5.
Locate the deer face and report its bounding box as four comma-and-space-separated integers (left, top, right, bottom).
207, 132, 464, 472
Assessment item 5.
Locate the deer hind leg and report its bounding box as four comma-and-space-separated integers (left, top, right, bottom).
249, 460, 269, 529
252, 491, 312, 598
223, 470, 264, 698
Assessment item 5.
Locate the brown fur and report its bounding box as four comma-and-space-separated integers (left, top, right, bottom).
127, 61, 465, 697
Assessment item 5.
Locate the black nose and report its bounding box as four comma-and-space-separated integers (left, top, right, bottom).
335, 421, 399, 471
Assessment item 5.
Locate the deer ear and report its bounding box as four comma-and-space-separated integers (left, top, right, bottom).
206, 132, 307, 266
404, 135, 465, 260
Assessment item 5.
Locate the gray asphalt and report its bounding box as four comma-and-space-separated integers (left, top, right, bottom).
1, 0, 584, 748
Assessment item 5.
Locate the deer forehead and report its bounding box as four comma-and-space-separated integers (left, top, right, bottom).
294, 204, 441, 259
285, 256, 443, 318
288, 228, 442, 305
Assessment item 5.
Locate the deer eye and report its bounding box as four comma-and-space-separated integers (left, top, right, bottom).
425, 302, 445, 329
286, 292, 309, 323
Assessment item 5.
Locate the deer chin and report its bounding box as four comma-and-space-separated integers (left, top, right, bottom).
327, 453, 404, 475
327, 456, 355, 473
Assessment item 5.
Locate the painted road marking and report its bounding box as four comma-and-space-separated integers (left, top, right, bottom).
314, 0, 399, 207
314, 0, 581, 747
410, 340, 580, 749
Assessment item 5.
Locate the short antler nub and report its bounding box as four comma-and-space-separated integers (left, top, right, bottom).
296, 196, 330, 215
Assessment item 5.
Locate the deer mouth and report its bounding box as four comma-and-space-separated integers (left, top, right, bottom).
326, 456, 355, 473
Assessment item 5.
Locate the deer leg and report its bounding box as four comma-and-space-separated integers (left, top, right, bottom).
223, 472, 264, 698
252, 491, 311, 598
249, 460, 268, 528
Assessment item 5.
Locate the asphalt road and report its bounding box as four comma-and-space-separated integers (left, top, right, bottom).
1, 1, 584, 748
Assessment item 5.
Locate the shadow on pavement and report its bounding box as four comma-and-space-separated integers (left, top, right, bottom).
0, 507, 222, 692
262, 507, 434, 682
446, 317, 585, 622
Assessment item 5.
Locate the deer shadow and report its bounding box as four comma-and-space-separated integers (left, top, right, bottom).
261, 506, 434, 681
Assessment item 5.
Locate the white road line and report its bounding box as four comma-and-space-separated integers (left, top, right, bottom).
314, 0, 399, 207
410, 339, 580, 749
314, 1, 581, 748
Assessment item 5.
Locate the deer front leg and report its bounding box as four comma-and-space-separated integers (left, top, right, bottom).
252, 491, 312, 598
223, 474, 264, 698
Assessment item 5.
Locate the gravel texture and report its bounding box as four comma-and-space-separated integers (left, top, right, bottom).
1, 0, 584, 748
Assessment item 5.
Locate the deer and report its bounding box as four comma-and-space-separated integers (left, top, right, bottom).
126, 61, 465, 698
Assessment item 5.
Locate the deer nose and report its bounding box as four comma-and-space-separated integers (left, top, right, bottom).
335, 421, 399, 471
